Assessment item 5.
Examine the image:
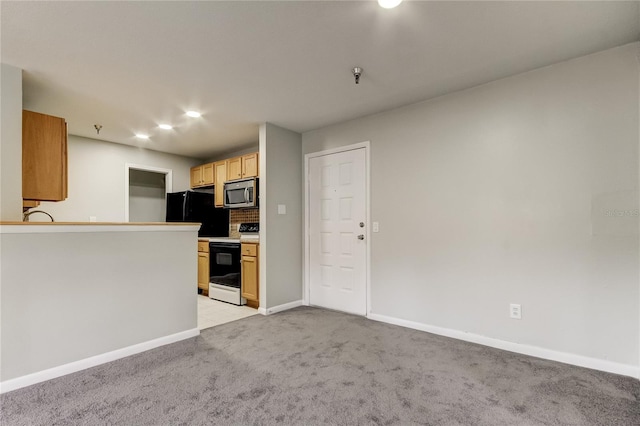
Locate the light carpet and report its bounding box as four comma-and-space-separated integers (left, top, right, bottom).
1, 307, 638, 425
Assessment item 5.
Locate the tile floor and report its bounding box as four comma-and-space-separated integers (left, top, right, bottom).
197, 294, 258, 330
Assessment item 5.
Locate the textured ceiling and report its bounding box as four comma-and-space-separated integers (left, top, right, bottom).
2, 1, 638, 159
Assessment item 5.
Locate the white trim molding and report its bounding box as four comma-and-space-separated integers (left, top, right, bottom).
0, 328, 199, 394
303, 141, 371, 317
368, 313, 640, 380
263, 300, 303, 315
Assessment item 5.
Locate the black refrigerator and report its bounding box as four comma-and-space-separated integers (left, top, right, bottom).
166, 191, 229, 237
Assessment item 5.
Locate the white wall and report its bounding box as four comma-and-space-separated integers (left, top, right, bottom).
0, 63, 23, 221
260, 123, 303, 309
302, 43, 640, 370
35, 136, 200, 222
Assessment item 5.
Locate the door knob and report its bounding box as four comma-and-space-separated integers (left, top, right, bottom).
357, 234, 364, 240
359, 222, 365, 228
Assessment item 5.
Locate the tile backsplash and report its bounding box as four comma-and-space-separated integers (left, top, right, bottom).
229, 209, 260, 238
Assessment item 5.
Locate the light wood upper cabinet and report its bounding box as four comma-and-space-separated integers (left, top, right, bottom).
192, 152, 258, 205
190, 166, 203, 188
226, 157, 242, 181
214, 161, 227, 207
241, 152, 259, 178
241, 243, 259, 302
190, 163, 214, 188
22, 110, 68, 202
202, 163, 214, 186
225, 152, 259, 182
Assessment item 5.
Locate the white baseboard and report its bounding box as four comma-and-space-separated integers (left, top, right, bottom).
0, 328, 200, 394
368, 313, 640, 380
264, 299, 303, 315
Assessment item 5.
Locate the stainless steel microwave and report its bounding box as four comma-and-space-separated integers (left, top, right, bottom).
223, 178, 258, 208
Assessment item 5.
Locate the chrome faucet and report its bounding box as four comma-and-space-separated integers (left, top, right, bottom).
23, 210, 55, 222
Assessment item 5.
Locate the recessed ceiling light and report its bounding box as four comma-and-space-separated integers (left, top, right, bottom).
186, 110, 201, 118
135, 133, 149, 139
159, 124, 173, 130
378, 0, 402, 9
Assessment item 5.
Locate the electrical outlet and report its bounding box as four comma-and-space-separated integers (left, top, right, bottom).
89, 216, 97, 222
510, 303, 522, 320
373, 222, 379, 233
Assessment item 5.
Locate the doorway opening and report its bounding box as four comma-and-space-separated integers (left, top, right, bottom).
124, 164, 173, 222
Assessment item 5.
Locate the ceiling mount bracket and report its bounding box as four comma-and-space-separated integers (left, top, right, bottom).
352, 67, 362, 84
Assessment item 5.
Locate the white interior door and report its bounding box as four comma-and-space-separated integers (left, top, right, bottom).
308, 148, 367, 315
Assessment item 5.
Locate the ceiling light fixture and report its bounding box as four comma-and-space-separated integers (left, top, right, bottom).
186, 110, 201, 118
135, 133, 149, 139
378, 0, 402, 9
159, 124, 173, 130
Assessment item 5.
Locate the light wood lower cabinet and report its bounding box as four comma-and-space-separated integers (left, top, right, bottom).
241, 243, 259, 307
197, 241, 209, 296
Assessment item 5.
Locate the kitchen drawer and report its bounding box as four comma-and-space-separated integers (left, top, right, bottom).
198, 241, 209, 252
241, 243, 257, 256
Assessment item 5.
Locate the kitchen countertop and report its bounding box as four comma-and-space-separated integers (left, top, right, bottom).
1, 222, 200, 225
199, 237, 241, 243
1, 222, 200, 234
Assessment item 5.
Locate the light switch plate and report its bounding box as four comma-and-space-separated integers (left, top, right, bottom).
510, 303, 522, 319
278, 204, 286, 215
373, 222, 379, 233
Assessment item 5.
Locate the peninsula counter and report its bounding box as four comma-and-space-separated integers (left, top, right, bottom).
0, 222, 200, 392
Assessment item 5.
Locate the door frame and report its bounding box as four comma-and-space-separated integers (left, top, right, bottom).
303, 141, 371, 317
124, 163, 173, 222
